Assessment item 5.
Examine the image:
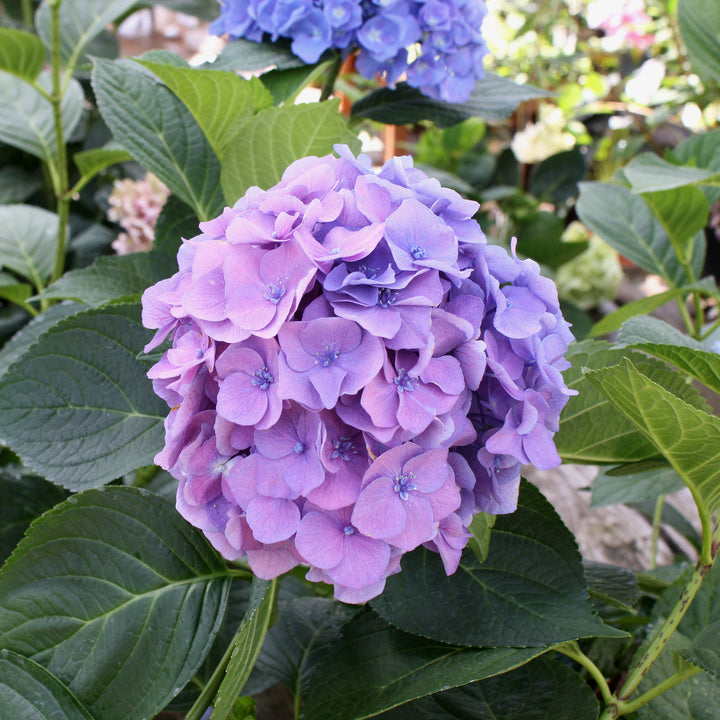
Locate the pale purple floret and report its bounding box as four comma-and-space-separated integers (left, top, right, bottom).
277, 317, 385, 409
143, 145, 575, 603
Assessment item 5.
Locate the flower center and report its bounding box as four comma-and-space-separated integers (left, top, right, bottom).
316, 344, 341, 367
393, 472, 417, 500
332, 436, 354, 461
252, 366, 274, 390
343, 524, 356, 536
293, 441, 306, 454
378, 287, 395, 308
410, 244, 427, 260
394, 368, 418, 393
264, 281, 286, 305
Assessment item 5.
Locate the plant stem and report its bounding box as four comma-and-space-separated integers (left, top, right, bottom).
184, 631, 237, 720
319, 53, 343, 102
48, 0, 70, 286
555, 642, 614, 707
617, 558, 713, 702
22, 0, 34, 28
621, 664, 702, 714
649, 494, 665, 570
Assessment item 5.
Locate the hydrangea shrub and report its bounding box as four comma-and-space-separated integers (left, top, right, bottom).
142, 145, 574, 602
210, 0, 489, 102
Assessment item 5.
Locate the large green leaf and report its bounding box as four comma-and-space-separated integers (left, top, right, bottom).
0, 470, 67, 564
0, 301, 82, 380
374, 656, 600, 720
252, 596, 355, 697
0, 651, 93, 720
92, 58, 225, 221
36, 0, 139, 70
137, 60, 272, 157
0, 27, 46, 80
556, 341, 707, 464
206, 38, 307, 72
371, 482, 623, 648
73, 145, 133, 184
586, 358, 720, 519
616, 316, 720, 397
220, 99, 360, 201
0, 70, 84, 162
38, 252, 178, 307
213, 578, 276, 720
591, 464, 685, 508
261, 62, 330, 105
678, 0, 720, 84
529, 148, 586, 205
302, 611, 545, 720
352, 75, 553, 128
0, 487, 231, 720
670, 128, 720, 204
0, 304, 167, 490
682, 622, 720, 678
575, 181, 701, 287
153, 194, 201, 258
0, 204, 58, 290
583, 561, 639, 610
624, 153, 720, 193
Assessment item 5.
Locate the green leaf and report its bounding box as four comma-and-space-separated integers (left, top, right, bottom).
557, 341, 702, 465
678, 0, 720, 84
575, 181, 701, 286
624, 153, 720, 193
153, 194, 200, 258
352, 75, 553, 128
37, 252, 178, 307
0, 470, 66, 564
213, 578, 277, 720
530, 148, 586, 205
0, 28, 46, 81
36, 0, 139, 70
0, 304, 167, 490
467, 512, 494, 563
137, 60, 273, 156
0, 651, 94, 720
220, 99, 360, 201
642, 187, 708, 264
630, 500, 702, 550
0, 281, 33, 309
591, 465, 685, 508
374, 656, 600, 720
206, 38, 307, 72
260, 62, 329, 105
371, 482, 624, 648
616, 316, 720, 397
0, 204, 58, 290
670, 128, 720, 204
252, 596, 355, 696
0, 70, 84, 162
302, 610, 545, 720
0, 167, 42, 204
0, 486, 231, 720
584, 560, 639, 610
92, 57, 225, 221
0, 301, 83, 380
589, 288, 691, 337
515, 211, 587, 269
682, 622, 720, 678
73, 145, 132, 181
586, 358, 720, 519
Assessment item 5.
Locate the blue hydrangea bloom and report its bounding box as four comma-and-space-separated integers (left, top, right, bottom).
210, 0, 489, 102
143, 146, 575, 603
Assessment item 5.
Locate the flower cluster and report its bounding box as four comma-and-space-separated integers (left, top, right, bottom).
142, 146, 574, 602
586, 0, 654, 52
210, 0, 488, 103
107, 172, 170, 255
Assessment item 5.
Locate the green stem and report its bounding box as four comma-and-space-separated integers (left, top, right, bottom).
692, 291, 704, 340
22, 0, 34, 29
184, 630, 238, 720
621, 664, 702, 714
555, 642, 614, 707
319, 53, 343, 102
699, 315, 720, 341
617, 559, 713, 702
649, 494, 665, 571
675, 294, 696, 337
48, 0, 69, 285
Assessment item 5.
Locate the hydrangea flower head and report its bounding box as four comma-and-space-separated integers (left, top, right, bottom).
143, 145, 574, 602
210, 0, 488, 103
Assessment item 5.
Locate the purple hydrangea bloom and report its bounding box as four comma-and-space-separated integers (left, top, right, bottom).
210, 0, 489, 104
143, 145, 575, 602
